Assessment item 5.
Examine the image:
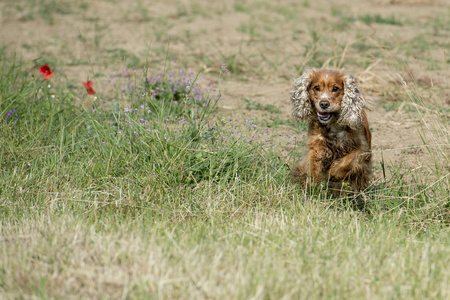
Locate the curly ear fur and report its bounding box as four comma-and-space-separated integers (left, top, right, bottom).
337, 73, 366, 130
290, 68, 316, 122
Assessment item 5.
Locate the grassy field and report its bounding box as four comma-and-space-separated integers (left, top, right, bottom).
1, 0, 449, 299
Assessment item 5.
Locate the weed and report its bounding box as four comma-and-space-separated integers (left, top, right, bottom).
176, 1, 188, 17
219, 49, 247, 76
105, 48, 141, 68
234, 2, 249, 13
359, 14, 403, 26
244, 98, 281, 114
238, 18, 258, 38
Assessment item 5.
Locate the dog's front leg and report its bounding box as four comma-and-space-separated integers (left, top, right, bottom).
291, 140, 327, 186
329, 150, 372, 190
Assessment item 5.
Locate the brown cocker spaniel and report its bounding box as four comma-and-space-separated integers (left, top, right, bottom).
290, 68, 372, 192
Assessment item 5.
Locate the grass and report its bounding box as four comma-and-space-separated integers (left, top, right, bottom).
1, 0, 450, 298
245, 98, 281, 114
359, 14, 403, 26
13, 0, 88, 24
1, 50, 449, 299
332, 8, 403, 27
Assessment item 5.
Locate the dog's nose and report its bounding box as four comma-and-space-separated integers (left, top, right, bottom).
319, 101, 330, 109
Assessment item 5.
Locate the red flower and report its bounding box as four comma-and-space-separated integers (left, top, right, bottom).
82, 80, 96, 95
39, 65, 54, 80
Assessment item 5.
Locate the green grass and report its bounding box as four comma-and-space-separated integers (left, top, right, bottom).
359, 14, 403, 26
331, 10, 403, 30
245, 98, 281, 114
1, 51, 449, 299
1, 0, 450, 297
13, 0, 88, 24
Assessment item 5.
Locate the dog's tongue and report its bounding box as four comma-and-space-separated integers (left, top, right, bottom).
317, 112, 330, 118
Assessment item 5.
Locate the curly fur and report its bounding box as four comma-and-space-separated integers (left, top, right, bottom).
337, 75, 367, 129
290, 68, 366, 129
290, 68, 316, 122
290, 68, 372, 192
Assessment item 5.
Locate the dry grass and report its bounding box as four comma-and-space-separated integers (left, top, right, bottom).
1, 0, 449, 299
2, 197, 449, 299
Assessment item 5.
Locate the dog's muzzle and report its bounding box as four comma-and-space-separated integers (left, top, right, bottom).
317, 111, 331, 122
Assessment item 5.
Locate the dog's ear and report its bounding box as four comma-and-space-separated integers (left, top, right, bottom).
291, 68, 316, 122
337, 73, 366, 129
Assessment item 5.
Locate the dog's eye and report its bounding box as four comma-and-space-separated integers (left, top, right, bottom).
332, 86, 340, 92
313, 86, 320, 91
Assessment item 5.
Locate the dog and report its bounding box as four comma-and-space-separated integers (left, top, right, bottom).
290, 68, 372, 192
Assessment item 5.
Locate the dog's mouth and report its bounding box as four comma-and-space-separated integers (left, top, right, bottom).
317, 112, 332, 122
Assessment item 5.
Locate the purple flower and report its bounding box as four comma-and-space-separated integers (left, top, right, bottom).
6, 112, 12, 117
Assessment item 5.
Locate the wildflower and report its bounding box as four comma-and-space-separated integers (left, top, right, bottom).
82, 80, 96, 95
6, 112, 12, 117
39, 65, 54, 80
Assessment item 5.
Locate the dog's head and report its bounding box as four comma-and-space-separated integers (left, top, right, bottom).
290, 68, 366, 129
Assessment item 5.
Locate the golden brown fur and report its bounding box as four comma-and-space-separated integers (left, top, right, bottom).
290, 69, 372, 191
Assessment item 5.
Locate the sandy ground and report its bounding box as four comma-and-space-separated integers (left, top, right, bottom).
1, 0, 449, 181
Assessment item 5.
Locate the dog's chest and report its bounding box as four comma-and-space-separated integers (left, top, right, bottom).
326, 127, 348, 145
322, 127, 358, 156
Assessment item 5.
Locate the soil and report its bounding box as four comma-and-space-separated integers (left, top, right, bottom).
1, 0, 448, 182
